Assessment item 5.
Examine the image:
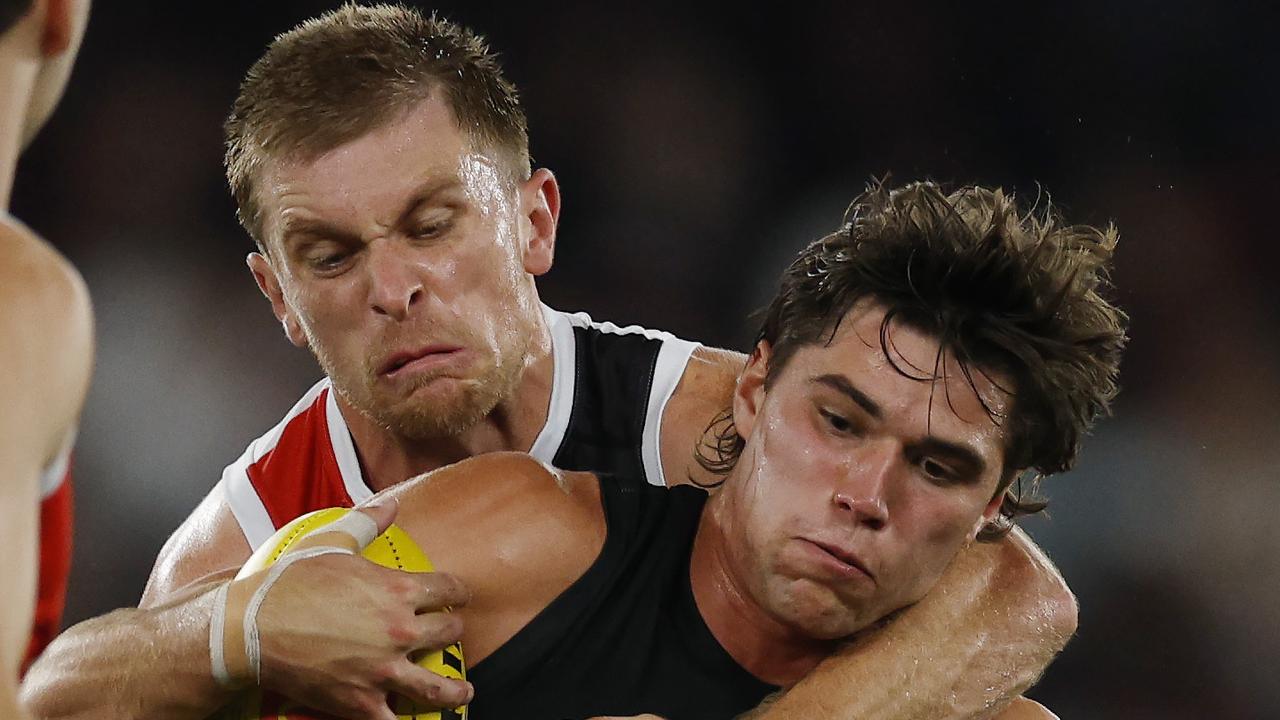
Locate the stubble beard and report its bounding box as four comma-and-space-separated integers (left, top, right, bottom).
313, 325, 533, 442
370, 345, 526, 440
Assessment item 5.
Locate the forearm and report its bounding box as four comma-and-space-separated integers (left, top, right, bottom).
21, 588, 232, 720
751, 528, 1076, 720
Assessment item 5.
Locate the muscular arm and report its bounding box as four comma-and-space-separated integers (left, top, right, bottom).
748, 528, 1076, 720
22, 487, 471, 720
21, 489, 248, 719
379, 453, 606, 666
1, 224, 93, 719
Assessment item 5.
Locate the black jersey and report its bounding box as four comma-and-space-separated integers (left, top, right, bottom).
535, 306, 700, 489
221, 306, 699, 549
467, 480, 779, 720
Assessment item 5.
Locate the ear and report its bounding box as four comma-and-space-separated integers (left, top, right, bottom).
518, 168, 560, 276
972, 482, 1009, 538
247, 252, 307, 348
731, 341, 772, 442
39, 0, 74, 56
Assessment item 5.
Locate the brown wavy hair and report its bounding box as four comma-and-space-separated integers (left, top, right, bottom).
696, 180, 1128, 539
224, 3, 530, 252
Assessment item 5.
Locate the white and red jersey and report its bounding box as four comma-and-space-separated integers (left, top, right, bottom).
23, 441, 74, 674
219, 306, 699, 551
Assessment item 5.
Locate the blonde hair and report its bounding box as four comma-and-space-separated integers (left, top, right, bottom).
224, 3, 530, 250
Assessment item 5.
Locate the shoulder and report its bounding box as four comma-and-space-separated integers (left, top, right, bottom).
677, 345, 745, 408
384, 453, 603, 541
0, 219, 93, 464
0, 218, 92, 340
378, 454, 606, 661
661, 345, 745, 486
994, 697, 1060, 720
141, 484, 251, 606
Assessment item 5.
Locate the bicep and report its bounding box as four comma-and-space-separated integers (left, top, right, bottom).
140, 484, 252, 607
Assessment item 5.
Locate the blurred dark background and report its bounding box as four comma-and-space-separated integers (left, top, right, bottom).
13, 1, 1279, 717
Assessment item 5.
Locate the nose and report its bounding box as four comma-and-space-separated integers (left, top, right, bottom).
365, 239, 424, 320
832, 440, 895, 531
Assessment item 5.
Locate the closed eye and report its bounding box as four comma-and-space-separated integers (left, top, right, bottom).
411, 221, 449, 240
299, 242, 356, 274
819, 408, 855, 435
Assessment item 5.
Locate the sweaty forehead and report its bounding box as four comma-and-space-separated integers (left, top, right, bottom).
796, 303, 1014, 448
254, 97, 510, 246
263, 96, 467, 202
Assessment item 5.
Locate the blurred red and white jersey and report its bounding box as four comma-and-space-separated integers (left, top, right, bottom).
22, 441, 74, 674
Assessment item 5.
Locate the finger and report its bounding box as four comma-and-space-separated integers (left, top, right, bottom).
400, 611, 464, 653
355, 496, 399, 538
292, 508, 379, 554
407, 570, 471, 612
381, 659, 474, 710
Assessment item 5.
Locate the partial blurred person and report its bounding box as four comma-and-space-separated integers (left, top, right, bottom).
0, 0, 90, 716
25, 7, 1081, 720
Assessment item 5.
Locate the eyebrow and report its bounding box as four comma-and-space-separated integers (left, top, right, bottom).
278, 177, 466, 249
811, 373, 988, 477
279, 218, 359, 249
812, 374, 883, 419
395, 177, 465, 228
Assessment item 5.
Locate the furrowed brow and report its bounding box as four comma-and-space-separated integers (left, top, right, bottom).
396, 178, 465, 227
914, 437, 987, 478
279, 218, 358, 249
812, 374, 883, 419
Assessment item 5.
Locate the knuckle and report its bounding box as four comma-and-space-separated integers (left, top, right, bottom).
386, 619, 419, 649
423, 572, 469, 607
418, 613, 463, 648
386, 573, 419, 600
373, 660, 404, 687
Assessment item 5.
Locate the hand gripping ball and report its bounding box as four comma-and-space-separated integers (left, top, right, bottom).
218, 507, 467, 720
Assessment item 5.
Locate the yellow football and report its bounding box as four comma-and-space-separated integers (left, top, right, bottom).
218, 507, 467, 720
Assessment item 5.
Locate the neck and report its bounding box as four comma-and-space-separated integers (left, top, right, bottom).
0, 54, 38, 208
338, 315, 556, 491
690, 491, 837, 687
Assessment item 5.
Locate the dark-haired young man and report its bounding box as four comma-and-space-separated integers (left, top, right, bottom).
24, 6, 1088, 719
0, 0, 91, 716
260, 180, 1126, 719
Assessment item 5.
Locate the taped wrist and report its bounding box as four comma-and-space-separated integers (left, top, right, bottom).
208, 510, 380, 687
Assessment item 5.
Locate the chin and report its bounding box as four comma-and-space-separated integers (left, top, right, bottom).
771, 581, 872, 641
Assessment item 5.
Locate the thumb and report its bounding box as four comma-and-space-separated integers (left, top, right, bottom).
354, 496, 399, 539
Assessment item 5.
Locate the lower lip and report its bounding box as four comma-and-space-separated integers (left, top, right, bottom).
794, 539, 873, 582
383, 350, 466, 380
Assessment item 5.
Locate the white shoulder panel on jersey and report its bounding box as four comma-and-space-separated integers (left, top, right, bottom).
219, 378, 330, 549
643, 336, 699, 487
556, 305, 700, 487
38, 430, 76, 499
528, 304, 576, 464
325, 386, 373, 504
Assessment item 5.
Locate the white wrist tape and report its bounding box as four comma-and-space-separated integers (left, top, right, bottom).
315, 509, 380, 550
209, 583, 233, 687
209, 509, 380, 687
241, 545, 352, 683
